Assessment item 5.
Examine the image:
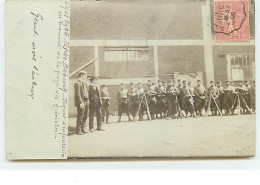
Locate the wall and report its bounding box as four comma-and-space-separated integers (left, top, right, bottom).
70, 0, 203, 40
98, 46, 155, 79
69, 46, 95, 76
158, 46, 205, 82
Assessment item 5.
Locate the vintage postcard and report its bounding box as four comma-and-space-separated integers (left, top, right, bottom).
5, 0, 255, 160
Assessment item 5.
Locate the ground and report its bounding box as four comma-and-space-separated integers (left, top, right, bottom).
68, 115, 255, 158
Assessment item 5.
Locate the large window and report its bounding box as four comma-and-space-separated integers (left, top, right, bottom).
104, 47, 149, 62
226, 54, 253, 81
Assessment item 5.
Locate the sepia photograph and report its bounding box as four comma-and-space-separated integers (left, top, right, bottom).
67, 0, 255, 158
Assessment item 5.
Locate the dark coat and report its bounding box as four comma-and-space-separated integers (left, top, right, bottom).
88, 84, 102, 107
74, 80, 89, 106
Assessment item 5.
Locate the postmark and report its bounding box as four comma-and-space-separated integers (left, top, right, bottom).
214, 0, 250, 42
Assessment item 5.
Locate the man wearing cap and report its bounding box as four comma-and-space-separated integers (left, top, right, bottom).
249, 81, 255, 113
117, 83, 131, 122
137, 83, 146, 121
129, 82, 139, 121
243, 81, 251, 112
193, 80, 207, 116
155, 80, 167, 119
144, 80, 153, 93
74, 71, 89, 135
88, 76, 104, 131
180, 80, 198, 118
216, 80, 224, 113
223, 80, 235, 115
177, 79, 183, 116
166, 79, 179, 119
101, 84, 110, 124
146, 83, 157, 120
207, 81, 220, 115
234, 82, 247, 114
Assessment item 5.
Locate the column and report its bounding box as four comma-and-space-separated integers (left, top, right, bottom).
202, 1, 215, 87
94, 45, 99, 77
154, 45, 159, 82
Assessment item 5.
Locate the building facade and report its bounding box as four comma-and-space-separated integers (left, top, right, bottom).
69, 0, 255, 117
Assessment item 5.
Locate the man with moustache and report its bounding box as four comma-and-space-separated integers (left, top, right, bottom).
74, 71, 89, 135
88, 76, 105, 132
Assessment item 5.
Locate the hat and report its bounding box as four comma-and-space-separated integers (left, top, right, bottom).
197, 79, 201, 82
78, 70, 87, 76
89, 76, 97, 81
225, 80, 230, 83
210, 81, 214, 83
130, 82, 134, 85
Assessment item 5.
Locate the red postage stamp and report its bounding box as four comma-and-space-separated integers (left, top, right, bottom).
214, 0, 250, 42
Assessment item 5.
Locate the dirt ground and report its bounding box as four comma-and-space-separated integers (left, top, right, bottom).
68, 114, 255, 158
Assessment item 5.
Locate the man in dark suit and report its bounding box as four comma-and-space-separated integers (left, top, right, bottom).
88, 76, 105, 132
74, 71, 89, 135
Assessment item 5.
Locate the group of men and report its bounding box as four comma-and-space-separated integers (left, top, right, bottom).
74, 71, 110, 135
74, 70, 255, 135
116, 79, 256, 122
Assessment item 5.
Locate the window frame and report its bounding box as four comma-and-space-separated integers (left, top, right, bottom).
104, 46, 150, 63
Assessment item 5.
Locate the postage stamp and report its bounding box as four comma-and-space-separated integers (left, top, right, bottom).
214, 0, 250, 42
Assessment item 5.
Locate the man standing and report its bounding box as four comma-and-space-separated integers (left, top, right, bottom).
249, 81, 255, 113
117, 83, 131, 122
180, 80, 198, 118
193, 80, 207, 116
207, 81, 220, 115
88, 76, 105, 132
166, 80, 179, 119
137, 83, 145, 121
155, 80, 167, 119
74, 71, 89, 135
216, 80, 224, 113
146, 83, 157, 120
129, 82, 139, 121
101, 84, 110, 124
236, 82, 246, 114
243, 80, 251, 112
177, 79, 183, 117
144, 80, 153, 93
223, 80, 235, 115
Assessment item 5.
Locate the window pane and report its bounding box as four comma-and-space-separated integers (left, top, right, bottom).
104, 50, 127, 62
104, 47, 149, 62
238, 56, 242, 67
127, 50, 149, 62
234, 56, 238, 66
231, 57, 234, 66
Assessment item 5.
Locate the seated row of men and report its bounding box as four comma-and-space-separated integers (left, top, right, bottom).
114, 79, 255, 122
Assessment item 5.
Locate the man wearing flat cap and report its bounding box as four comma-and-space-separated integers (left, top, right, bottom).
101, 84, 110, 124
74, 71, 89, 135
88, 76, 105, 131
223, 80, 235, 115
